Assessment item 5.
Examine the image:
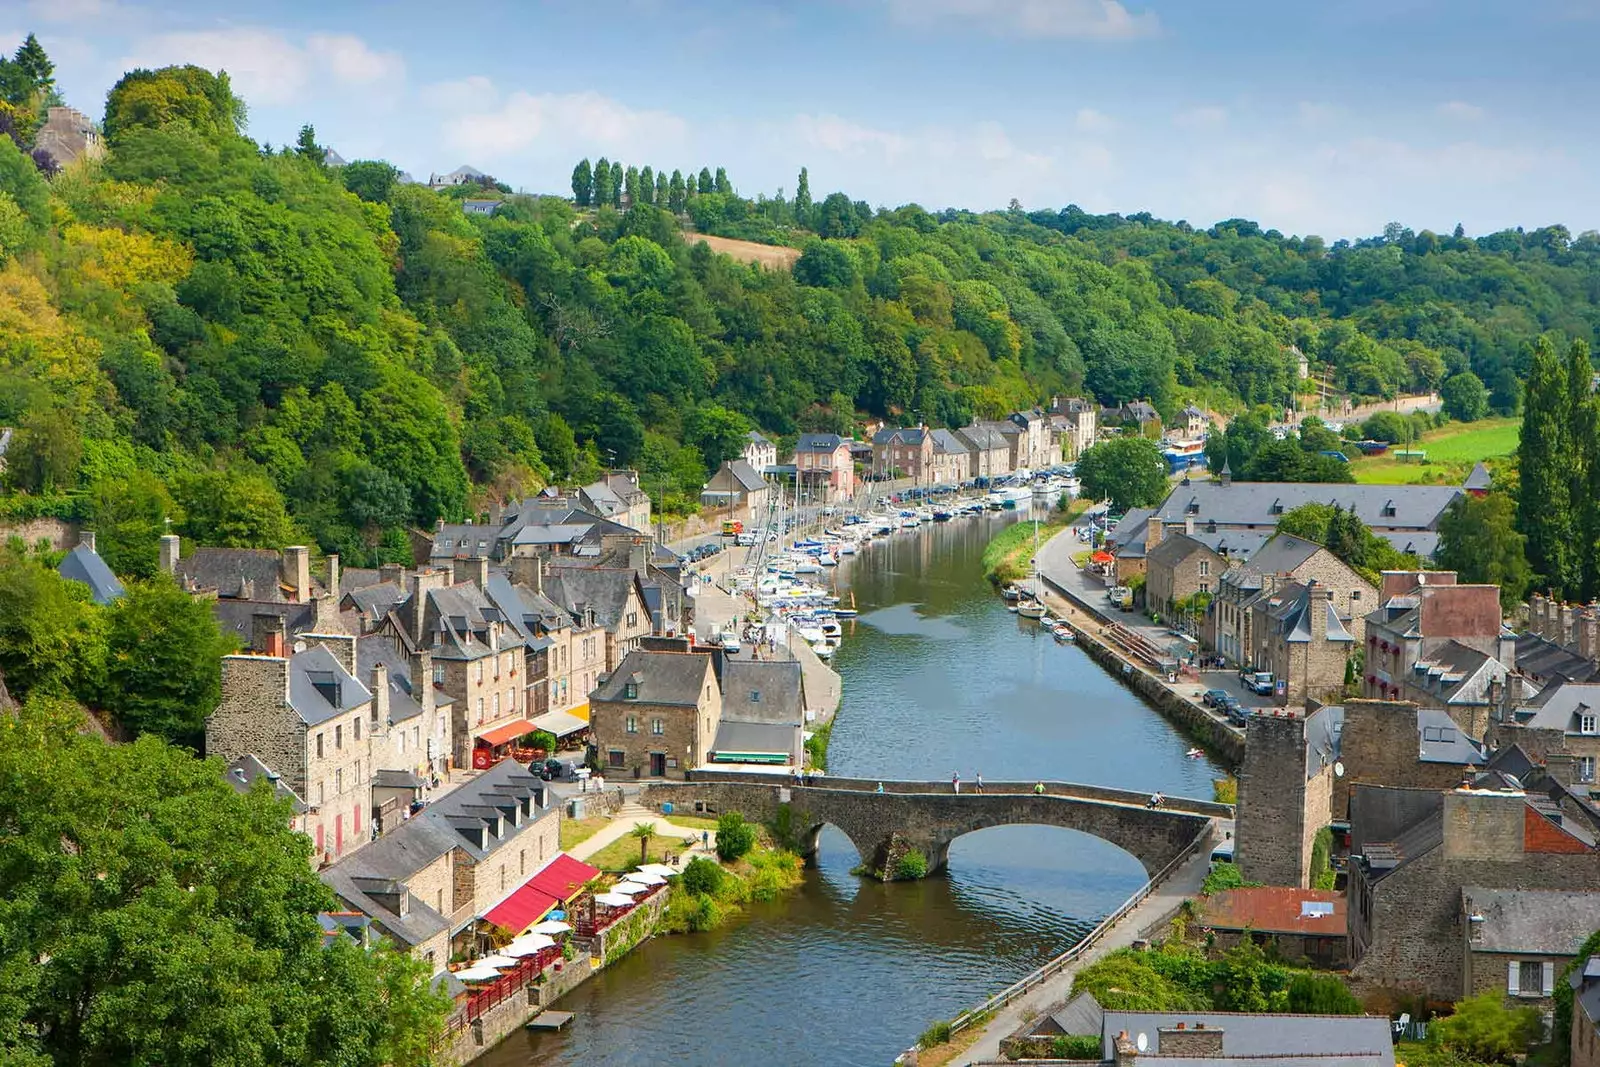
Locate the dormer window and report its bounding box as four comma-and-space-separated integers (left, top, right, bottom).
1382, 501, 1397, 518
624, 682, 639, 700
1269, 499, 1283, 515
1580, 710, 1597, 736
1186, 501, 1200, 515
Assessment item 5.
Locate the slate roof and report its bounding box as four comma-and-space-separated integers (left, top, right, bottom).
431, 524, 498, 559
1417, 707, 1486, 765
930, 428, 967, 455
1464, 462, 1493, 491
211, 600, 318, 645
1196, 887, 1346, 937
721, 459, 766, 493
1516, 633, 1600, 685
711, 719, 799, 756
224, 754, 306, 813
1099, 1011, 1393, 1062
1240, 533, 1325, 578
592, 650, 710, 705
1264, 583, 1354, 644
358, 634, 430, 724
320, 866, 449, 948
721, 659, 803, 723
1040, 991, 1104, 1037
1154, 482, 1461, 531
955, 423, 1010, 451
176, 547, 306, 601
1108, 507, 1155, 559
794, 432, 845, 453
746, 430, 772, 445
345, 581, 406, 623
390, 582, 504, 661
1513, 682, 1600, 733
1188, 529, 1271, 560
1463, 887, 1600, 955
1351, 786, 1445, 881
1379, 531, 1439, 559
1305, 704, 1344, 782
872, 426, 927, 446
1485, 743, 1537, 780
1412, 640, 1504, 707
289, 645, 372, 726
541, 566, 642, 631
1147, 533, 1224, 569
58, 543, 124, 604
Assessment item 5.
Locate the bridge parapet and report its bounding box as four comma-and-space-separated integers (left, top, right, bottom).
641, 778, 1217, 881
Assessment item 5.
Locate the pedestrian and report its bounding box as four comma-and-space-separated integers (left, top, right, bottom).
875, 782, 885, 794
1034, 781, 1045, 795
702, 830, 709, 849
974, 772, 984, 794
952, 771, 961, 795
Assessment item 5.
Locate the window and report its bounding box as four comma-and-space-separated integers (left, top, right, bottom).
353, 717, 361, 741
624, 682, 638, 699
335, 769, 343, 794
1581, 757, 1596, 783
335, 725, 343, 750
433, 665, 445, 686
626, 716, 638, 733
500, 867, 506, 892
608, 749, 626, 768
493, 692, 501, 718
1582, 713, 1598, 736
750, 690, 761, 703
317, 781, 325, 806
627, 612, 638, 628
652, 718, 664, 735
476, 697, 484, 724
520, 849, 526, 876
476, 662, 484, 683
1510, 960, 1552, 997
354, 802, 360, 834
1200, 582, 1210, 593
1198, 561, 1210, 578
316, 733, 324, 759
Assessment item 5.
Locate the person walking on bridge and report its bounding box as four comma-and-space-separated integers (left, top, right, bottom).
1034, 782, 1045, 795
952, 771, 961, 795
974, 772, 984, 794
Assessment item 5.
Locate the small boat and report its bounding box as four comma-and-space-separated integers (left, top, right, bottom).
1018, 601, 1046, 619
1006, 604, 1020, 613
932, 510, 953, 521
1185, 747, 1205, 760
1052, 624, 1075, 642
833, 607, 859, 618
811, 641, 834, 660
838, 542, 858, 555
1001, 585, 1022, 602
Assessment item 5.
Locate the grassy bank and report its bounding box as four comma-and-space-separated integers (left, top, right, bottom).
804, 717, 833, 770
981, 500, 1088, 585
657, 845, 805, 934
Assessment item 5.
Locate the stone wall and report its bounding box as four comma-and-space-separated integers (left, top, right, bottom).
0, 516, 76, 549
208, 654, 301, 790
1337, 700, 1466, 818
593, 698, 699, 780
1236, 713, 1313, 887
468, 804, 560, 907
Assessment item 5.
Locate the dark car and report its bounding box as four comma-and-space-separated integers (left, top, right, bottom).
1202, 689, 1228, 708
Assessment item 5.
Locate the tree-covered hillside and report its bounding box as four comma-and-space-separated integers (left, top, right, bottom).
2, 49, 1597, 566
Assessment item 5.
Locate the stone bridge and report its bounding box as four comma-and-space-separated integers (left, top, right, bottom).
639, 773, 1229, 880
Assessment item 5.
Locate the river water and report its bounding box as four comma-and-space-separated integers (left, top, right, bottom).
493, 509, 1223, 1067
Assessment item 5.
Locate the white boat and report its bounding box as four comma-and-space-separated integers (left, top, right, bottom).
811, 641, 834, 660
838, 542, 858, 555
1018, 601, 1046, 619
1052, 624, 1075, 642
818, 553, 838, 567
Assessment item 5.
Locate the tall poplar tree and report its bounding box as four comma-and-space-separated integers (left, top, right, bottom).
638, 165, 654, 205
571, 158, 593, 205
697, 166, 713, 194
623, 165, 639, 206
1518, 336, 1576, 597
795, 165, 812, 227
593, 157, 613, 207
1571, 339, 1600, 598
714, 166, 731, 195
668, 169, 686, 213
655, 168, 668, 206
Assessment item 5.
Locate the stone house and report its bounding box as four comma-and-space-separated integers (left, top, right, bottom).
162, 535, 349, 644
1253, 581, 1359, 706
486, 564, 590, 723
701, 459, 770, 522
382, 569, 527, 769
872, 426, 934, 482
1144, 534, 1227, 623
1106, 508, 1156, 584
541, 565, 653, 675
1234, 706, 1342, 887
1213, 532, 1375, 677
1049, 396, 1097, 459
1104, 400, 1161, 432
1363, 572, 1511, 737
742, 430, 777, 474
929, 428, 971, 485
34, 106, 105, 169
578, 470, 652, 533
1006, 409, 1057, 470
954, 421, 1013, 481
591, 649, 721, 779
1347, 782, 1600, 1002
1514, 596, 1600, 691
1461, 887, 1600, 1010
207, 628, 375, 865
1573, 956, 1600, 1067
224, 753, 308, 835
358, 634, 454, 791
1193, 887, 1348, 967
792, 432, 855, 502
1178, 404, 1210, 438
1490, 682, 1600, 789
709, 658, 805, 769
321, 758, 561, 972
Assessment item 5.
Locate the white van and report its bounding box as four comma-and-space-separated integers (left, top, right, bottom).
1209, 840, 1235, 864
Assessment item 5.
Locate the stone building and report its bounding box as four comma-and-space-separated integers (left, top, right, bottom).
207, 627, 375, 865
1515, 595, 1600, 689
701, 459, 770, 522
1489, 682, 1600, 789
1461, 887, 1600, 1009
1573, 956, 1600, 1067
357, 634, 454, 792
708, 658, 805, 769
1049, 396, 1098, 459
1348, 782, 1600, 1002
872, 426, 934, 482
320, 759, 562, 972
1005, 409, 1058, 470
591, 649, 721, 779
955, 421, 1013, 481
1193, 886, 1348, 967
1335, 701, 1485, 816
1253, 581, 1359, 706
34, 106, 104, 169
1144, 534, 1227, 623
1234, 708, 1341, 887
1213, 532, 1374, 670
929, 428, 971, 485
578, 470, 652, 532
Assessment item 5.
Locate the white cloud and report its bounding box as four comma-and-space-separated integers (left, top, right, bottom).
27, 0, 120, 24
1437, 100, 1486, 121
437, 83, 689, 164
884, 0, 1158, 40
1174, 105, 1228, 130
790, 113, 910, 159
1074, 107, 1116, 132
120, 27, 403, 109
1297, 101, 1344, 127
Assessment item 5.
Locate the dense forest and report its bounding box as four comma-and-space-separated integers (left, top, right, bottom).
2, 45, 1598, 568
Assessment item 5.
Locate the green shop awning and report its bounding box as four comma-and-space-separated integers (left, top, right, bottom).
711, 752, 791, 764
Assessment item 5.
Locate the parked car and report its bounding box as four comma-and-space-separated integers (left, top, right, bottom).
1225, 701, 1250, 727
1202, 689, 1229, 708
1246, 671, 1277, 695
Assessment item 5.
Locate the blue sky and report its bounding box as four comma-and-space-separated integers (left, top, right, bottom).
9, 0, 1600, 237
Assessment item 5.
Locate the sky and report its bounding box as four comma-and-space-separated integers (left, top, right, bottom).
8, 0, 1600, 238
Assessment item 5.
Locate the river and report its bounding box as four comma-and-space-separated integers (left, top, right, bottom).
491, 509, 1223, 1067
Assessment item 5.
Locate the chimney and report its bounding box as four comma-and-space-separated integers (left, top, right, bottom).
379, 562, 404, 586
260, 615, 287, 659
159, 533, 181, 574
1146, 516, 1165, 551
1562, 605, 1577, 649
282, 546, 311, 603
79, 530, 96, 552
370, 662, 390, 727
1184, 514, 1195, 537
1159, 1025, 1224, 1057
507, 554, 545, 594
1113, 1030, 1139, 1067
413, 649, 436, 714
1579, 611, 1599, 665
1532, 594, 1550, 640
1310, 584, 1332, 643
326, 554, 340, 599
407, 570, 449, 644
629, 538, 649, 576
465, 556, 490, 591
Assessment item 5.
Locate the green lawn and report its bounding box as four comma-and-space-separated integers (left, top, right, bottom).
1350, 417, 1519, 485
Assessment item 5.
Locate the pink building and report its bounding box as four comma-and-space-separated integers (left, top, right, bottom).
792, 433, 857, 503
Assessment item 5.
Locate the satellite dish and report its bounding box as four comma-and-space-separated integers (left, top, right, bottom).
1333, 761, 1345, 778
1137, 1034, 1149, 1053
292, 639, 307, 653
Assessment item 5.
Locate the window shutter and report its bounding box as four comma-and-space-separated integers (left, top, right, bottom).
1508, 961, 1520, 995
1544, 961, 1556, 996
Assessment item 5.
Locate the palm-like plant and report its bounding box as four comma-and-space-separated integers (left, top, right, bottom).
630, 821, 657, 863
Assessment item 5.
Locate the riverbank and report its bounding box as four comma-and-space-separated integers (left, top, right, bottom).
980, 500, 1088, 585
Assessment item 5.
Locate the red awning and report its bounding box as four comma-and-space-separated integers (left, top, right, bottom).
475, 719, 535, 747
1091, 551, 1114, 563
482, 882, 559, 934
529, 854, 601, 902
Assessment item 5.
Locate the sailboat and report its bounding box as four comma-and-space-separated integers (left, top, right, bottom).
1015, 513, 1047, 619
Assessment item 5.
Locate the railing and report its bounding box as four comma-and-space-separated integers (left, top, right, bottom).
441, 945, 564, 1038
571, 882, 666, 938
938, 823, 1214, 1041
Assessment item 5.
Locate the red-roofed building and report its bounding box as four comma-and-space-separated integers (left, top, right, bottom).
1195, 887, 1348, 967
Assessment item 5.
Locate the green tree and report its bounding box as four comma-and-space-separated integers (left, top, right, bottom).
631, 820, 657, 862
794, 165, 812, 226
571, 157, 593, 205
713, 166, 731, 195
667, 168, 686, 214
1518, 336, 1576, 596
714, 811, 756, 862
103, 64, 247, 141
0, 697, 450, 1065
594, 157, 614, 207
293, 123, 325, 165
99, 576, 235, 746
0, 546, 104, 702
87, 471, 177, 580
623, 164, 639, 206
1440, 371, 1489, 422
172, 468, 298, 549
342, 159, 398, 203
1434, 492, 1530, 608
684, 403, 752, 471
638, 165, 654, 206
1076, 437, 1169, 512
679, 855, 723, 896
1431, 992, 1540, 1064
697, 166, 713, 194
1285, 973, 1361, 1015
5, 407, 81, 493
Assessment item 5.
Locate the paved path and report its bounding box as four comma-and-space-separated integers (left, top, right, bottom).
568, 802, 719, 865
951, 844, 1213, 1066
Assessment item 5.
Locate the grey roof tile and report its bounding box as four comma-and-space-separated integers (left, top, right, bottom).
593, 649, 710, 705
1463, 887, 1600, 955
58, 544, 124, 604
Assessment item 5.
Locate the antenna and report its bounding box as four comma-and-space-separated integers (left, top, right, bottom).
1333, 761, 1345, 778
1136, 1034, 1149, 1053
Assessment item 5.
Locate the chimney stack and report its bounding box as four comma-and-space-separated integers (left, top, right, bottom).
1184, 514, 1195, 537
326, 554, 340, 600
413, 648, 436, 714
1114, 1030, 1139, 1067
379, 562, 404, 586
79, 530, 96, 552
370, 662, 390, 728
261, 616, 287, 659
159, 533, 181, 574
466, 556, 490, 592
282, 546, 311, 603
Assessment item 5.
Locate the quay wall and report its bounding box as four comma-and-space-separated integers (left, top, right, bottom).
1039, 573, 1244, 768
446, 890, 668, 1066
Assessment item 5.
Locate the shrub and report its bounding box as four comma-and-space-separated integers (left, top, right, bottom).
919, 1020, 953, 1048
1309, 827, 1335, 890
1287, 973, 1361, 1015
529, 729, 557, 752
1431, 992, 1542, 1064
1202, 861, 1252, 894
1051, 1035, 1103, 1059
893, 848, 929, 880
715, 812, 756, 862
745, 849, 803, 901
1213, 776, 1237, 804
679, 856, 723, 896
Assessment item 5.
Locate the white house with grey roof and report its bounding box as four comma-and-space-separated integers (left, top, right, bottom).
702, 458, 770, 521
710, 658, 805, 768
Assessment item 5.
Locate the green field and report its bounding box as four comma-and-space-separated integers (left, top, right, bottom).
1350, 417, 1519, 485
